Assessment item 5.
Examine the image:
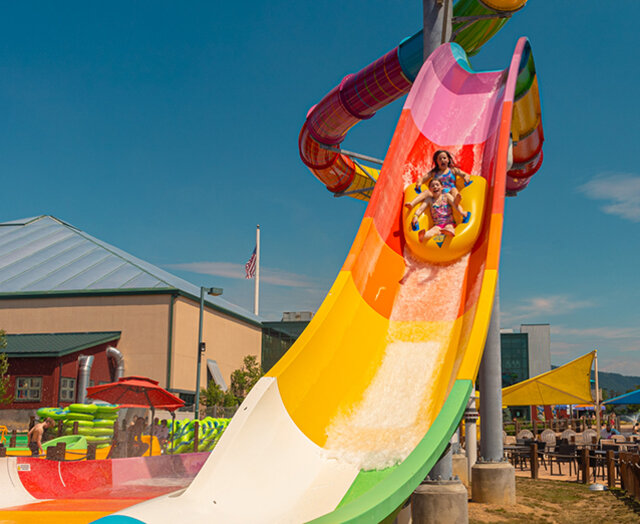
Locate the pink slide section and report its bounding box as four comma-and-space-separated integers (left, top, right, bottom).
0, 453, 208, 504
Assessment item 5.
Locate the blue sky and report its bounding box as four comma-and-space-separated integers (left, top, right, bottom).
2, 2, 639, 375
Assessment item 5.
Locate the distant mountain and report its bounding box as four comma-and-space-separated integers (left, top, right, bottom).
592, 370, 640, 399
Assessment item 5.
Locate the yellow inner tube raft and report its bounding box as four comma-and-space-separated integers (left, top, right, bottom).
403, 174, 487, 263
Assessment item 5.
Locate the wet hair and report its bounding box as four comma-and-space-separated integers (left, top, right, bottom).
432, 150, 456, 169
45, 417, 55, 426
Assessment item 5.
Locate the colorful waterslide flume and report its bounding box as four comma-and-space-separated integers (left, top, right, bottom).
91, 17, 541, 524
0, 2, 544, 523
300, 0, 542, 200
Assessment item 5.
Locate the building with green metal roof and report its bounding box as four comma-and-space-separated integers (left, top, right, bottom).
3, 332, 120, 408
0, 216, 263, 410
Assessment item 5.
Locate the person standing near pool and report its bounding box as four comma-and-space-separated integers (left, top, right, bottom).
27, 417, 54, 457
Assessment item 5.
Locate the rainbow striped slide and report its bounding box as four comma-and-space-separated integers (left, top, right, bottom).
99, 37, 541, 523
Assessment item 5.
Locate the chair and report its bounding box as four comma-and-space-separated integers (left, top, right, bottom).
578, 448, 607, 482
517, 429, 534, 440
512, 440, 539, 471
540, 429, 557, 453
504, 435, 516, 445
549, 443, 577, 476
539, 429, 556, 470
611, 434, 626, 443
560, 429, 576, 444
582, 428, 597, 445
536, 440, 548, 470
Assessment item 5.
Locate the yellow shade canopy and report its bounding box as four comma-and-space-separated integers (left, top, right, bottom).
502, 351, 595, 406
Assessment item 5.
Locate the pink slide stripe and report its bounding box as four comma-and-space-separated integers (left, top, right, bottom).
405, 46, 504, 146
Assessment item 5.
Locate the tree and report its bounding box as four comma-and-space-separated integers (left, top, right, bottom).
200, 379, 240, 407
229, 355, 263, 403
222, 390, 238, 407
200, 355, 263, 411
201, 380, 225, 408
0, 330, 12, 404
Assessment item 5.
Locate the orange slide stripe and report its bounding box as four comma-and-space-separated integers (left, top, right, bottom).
347, 218, 406, 319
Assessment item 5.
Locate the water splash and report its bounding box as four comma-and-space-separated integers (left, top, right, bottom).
324, 250, 468, 471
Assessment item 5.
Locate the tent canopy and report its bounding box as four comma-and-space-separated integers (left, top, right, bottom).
604, 389, 640, 405
502, 351, 595, 406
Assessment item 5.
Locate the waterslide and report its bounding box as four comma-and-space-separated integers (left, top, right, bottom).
0, 3, 542, 522
0, 453, 208, 523
98, 31, 543, 524
300, 0, 543, 201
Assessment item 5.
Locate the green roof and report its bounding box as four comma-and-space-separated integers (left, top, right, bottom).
3, 331, 121, 358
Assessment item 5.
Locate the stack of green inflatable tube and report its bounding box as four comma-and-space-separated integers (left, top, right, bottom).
36, 407, 69, 420
37, 403, 119, 446
165, 417, 230, 454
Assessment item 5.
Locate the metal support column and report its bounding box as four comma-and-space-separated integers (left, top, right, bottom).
478, 285, 504, 462
423, 0, 453, 60
465, 386, 479, 476
472, 281, 515, 505
428, 445, 453, 481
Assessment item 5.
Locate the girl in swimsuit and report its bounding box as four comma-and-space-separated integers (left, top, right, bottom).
405, 150, 471, 217
413, 179, 468, 243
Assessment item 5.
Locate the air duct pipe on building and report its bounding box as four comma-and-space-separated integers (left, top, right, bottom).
106, 346, 125, 381
77, 355, 94, 404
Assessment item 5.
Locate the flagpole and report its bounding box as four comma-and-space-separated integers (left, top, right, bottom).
254, 225, 260, 315
594, 349, 601, 442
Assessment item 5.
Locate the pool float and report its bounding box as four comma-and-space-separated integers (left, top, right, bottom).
63, 420, 94, 429
95, 404, 119, 418
403, 174, 487, 263
64, 412, 95, 421
93, 419, 117, 428
36, 407, 68, 420
166, 418, 230, 454
68, 403, 99, 414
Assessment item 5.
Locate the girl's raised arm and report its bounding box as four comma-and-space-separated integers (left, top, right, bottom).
453, 167, 471, 184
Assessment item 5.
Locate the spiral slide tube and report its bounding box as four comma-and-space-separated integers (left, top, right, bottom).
300, 0, 542, 201
97, 36, 537, 524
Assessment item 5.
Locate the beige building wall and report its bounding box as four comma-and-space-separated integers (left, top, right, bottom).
0, 294, 172, 385
0, 293, 262, 393
171, 296, 262, 392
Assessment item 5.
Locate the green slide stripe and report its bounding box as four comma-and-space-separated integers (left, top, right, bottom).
309, 379, 473, 524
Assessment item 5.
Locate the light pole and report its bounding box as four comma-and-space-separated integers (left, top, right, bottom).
195, 286, 223, 419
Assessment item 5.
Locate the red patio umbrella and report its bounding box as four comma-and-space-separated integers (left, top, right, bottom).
86, 375, 184, 410
86, 376, 185, 455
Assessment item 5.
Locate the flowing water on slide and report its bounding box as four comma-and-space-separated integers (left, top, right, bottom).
324, 247, 469, 470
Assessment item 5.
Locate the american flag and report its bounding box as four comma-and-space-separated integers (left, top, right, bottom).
245, 247, 257, 279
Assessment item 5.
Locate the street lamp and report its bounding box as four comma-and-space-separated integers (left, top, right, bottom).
195, 286, 223, 418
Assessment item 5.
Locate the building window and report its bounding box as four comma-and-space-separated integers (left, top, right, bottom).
15, 377, 42, 402
60, 377, 76, 403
